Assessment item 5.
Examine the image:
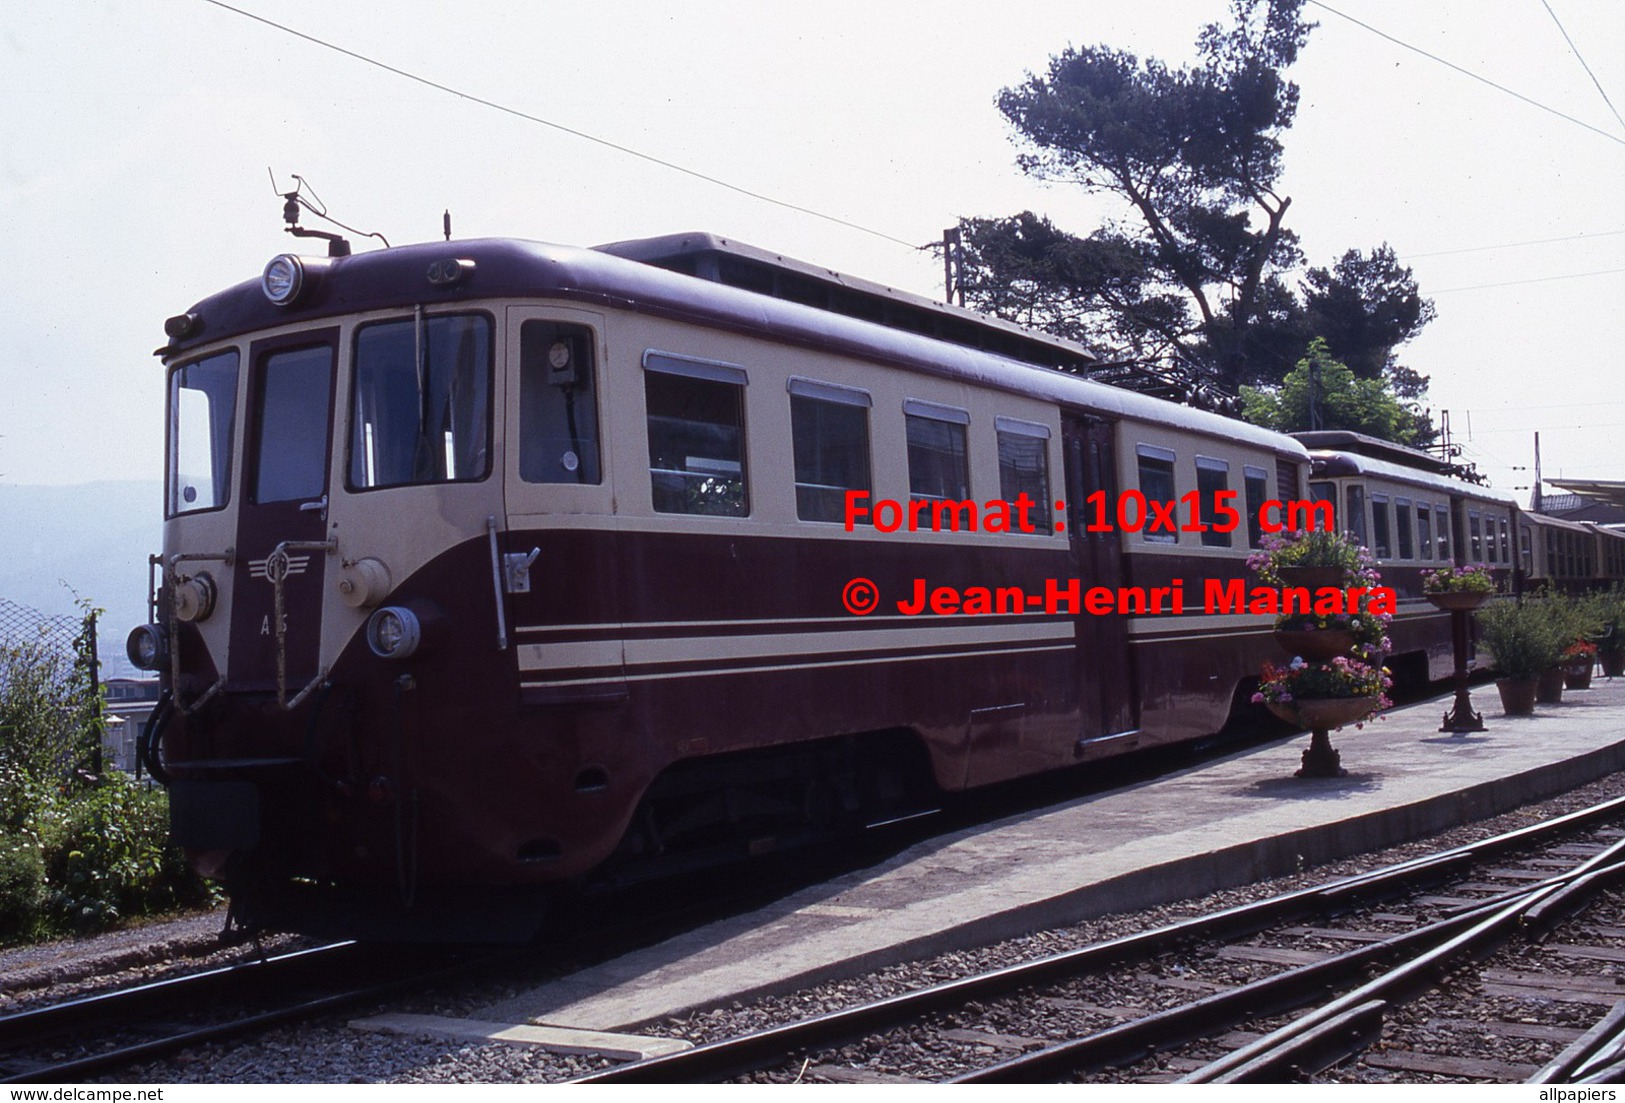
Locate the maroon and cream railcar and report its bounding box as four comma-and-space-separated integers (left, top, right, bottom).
1516, 510, 1625, 593
132, 234, 1313, 939
1298, 432, 1518, 683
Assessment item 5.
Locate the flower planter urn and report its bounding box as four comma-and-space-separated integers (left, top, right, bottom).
1273, 628, 1359, 662
1425, 590, 1489, 612
1536, 668, 1565, 704
1603, 650, 1625, 679
1565, 662, 1594, 690
1265, 695, 1378, 778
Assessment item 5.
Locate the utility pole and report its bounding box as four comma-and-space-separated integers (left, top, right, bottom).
942, 227, 962, 306
1532, 431, 1544, 513
1307, 357, 1322, 430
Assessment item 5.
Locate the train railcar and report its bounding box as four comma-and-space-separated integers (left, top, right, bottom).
1295, 431, 1518, 684
1516, 511, 1625, 592
132, 232, 1325, 939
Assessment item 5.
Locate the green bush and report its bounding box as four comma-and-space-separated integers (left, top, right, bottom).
41, 773, 204, 933
1476, 599, 1563, 680
1, 609, 213, 944
0, 832, 47, 941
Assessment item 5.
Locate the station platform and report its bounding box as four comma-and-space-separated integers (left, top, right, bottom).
475, 677, 1625, 1034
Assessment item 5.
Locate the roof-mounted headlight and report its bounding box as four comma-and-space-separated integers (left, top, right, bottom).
426, 258, 475, 286
262, 253, 308, 306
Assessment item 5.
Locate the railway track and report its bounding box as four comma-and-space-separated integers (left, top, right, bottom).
573, 792, 1625, 1085
0, 940, 500, 1083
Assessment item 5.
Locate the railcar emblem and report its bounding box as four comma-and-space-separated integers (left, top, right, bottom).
250, 551, 312, 584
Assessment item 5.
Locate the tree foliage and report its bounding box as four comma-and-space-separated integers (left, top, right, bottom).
1240, 338, 1432, 445
951, 0, 1437, 444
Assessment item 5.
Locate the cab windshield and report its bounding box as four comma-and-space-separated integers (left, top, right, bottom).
349, 313, 492, 489
167, 350, 239, 516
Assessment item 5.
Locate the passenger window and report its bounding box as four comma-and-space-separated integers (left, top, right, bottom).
520, 321, 600, 484
789, 379, 871, 522
645, 352, 748, 517
1469, 513, 1483, 561
904, 400, 970, 502
350, 314, 492, 489
1500, 517, 1510, 563
996, 417, 1050, 532
1371, 494, 1391, 559
1196, 457, 1231, 548
1395, 497, 1413, 559
1416, 502, 1433, 559
1136, 445, 1177, 545
1245, 466, 1269, 549
1436, 507, 1451, 561
1346, 485, 1368, 547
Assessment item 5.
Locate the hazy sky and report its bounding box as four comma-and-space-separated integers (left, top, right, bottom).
3, 0, 1622, 501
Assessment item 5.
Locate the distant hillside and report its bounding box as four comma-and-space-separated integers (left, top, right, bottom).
1, 481, 164, 677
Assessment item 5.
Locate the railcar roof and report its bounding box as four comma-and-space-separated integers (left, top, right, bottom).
1308, 449, 1517, 505
1520, 509, 1601, 534
1292, 430, 1455, 475
593, 230, 1104, 372
161, 236, 1308, 458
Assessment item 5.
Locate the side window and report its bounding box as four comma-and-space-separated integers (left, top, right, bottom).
519, 321, 600, 484
1370, 494, 1391, 559
789, 379, 872, 523
1416, 501, 1433, 559
1395, 496, 1413, 559
904, 400, 970, 502
1136, 444, 1177, 545
350, 314, 492, 489
996, 416, 1050, 532
1346, 485, 1368, 547
645, 352, 748, 517
1500, 517, 1510, 563
1245, 466, 1270, 549
1196, 457, 1231, 548
1469, 512, 1483, 561
1436, 506, 1451, 562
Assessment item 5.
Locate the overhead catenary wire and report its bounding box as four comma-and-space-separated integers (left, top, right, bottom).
206, 0, 1625, 301
199, 0, 922, 251
1540, 0, 1625, 137
1306, 0, 1625, 149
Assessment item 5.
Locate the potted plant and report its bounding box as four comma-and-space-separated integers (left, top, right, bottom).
1252, 655, 1391, 777
1533, 593, 1601, 703
1273, 611, 1360, 661
1474, 600, 1560, 716
1248, 528, 1374, 590
1591, 587, 1625, 678
1421, 563, 1496, 611
1562, 638, 1598, 690
1253, 656, 1390, 728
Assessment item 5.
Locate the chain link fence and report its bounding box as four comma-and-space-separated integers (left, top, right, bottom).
0, 598, 103, 780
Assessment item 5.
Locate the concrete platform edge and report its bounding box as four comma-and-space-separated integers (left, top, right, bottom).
582, 735, 1625, 1033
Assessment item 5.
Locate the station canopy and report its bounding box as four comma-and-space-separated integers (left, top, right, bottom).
1547, 479, 1625, 512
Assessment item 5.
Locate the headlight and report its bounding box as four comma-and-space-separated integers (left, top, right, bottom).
172, 572, 217, 623
262, 254, 307, 306
366, 606, 423, 660
126, 624, 168, 671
